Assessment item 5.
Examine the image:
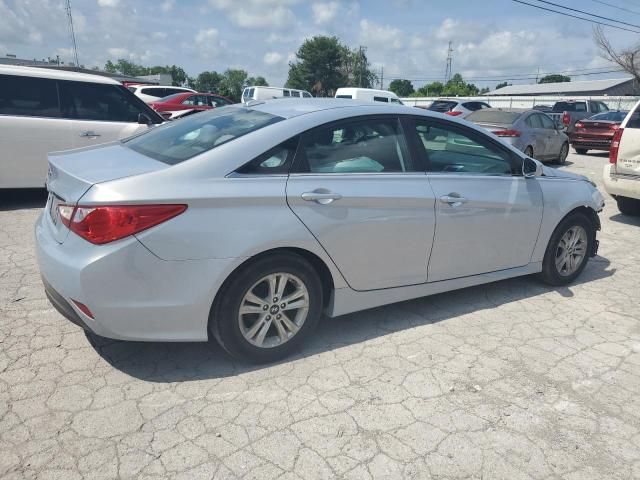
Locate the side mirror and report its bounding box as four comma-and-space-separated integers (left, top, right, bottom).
523, 157, 543, 178
138, 113, 152, 125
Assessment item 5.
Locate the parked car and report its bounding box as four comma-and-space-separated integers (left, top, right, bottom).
547, 100, 609, 134
128, 85, 196, 104
149, 92, 233, 119
37, 99, 604, 362
603, 102, 640, 215
241, 86, 312, 102
569, 110, 628, 155
335, 88, 403, 104
466, 108, 569, 164
425, 98, 492, 118
0, 65, 164, 189
532, 104, 553, 113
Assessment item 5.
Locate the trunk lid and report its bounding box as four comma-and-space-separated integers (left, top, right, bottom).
45, 142, 168, 243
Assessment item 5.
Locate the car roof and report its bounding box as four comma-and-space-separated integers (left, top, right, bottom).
0, 64, 120, 85
473, 108, 532, 114
241, 98, 416, 119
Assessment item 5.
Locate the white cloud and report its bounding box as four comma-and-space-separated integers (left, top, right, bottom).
263, 51, 284, 65
161, 0, 174, 12
359, 19, 403, 50
209, 0, 297, 28
97, 0, 119, 7
312, 2, 339, 25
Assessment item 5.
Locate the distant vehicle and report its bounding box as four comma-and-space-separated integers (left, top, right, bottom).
466, 108, 569, 164
335, 88, 403, 104
128, 85, 196, 104
603, 103, 640, 215
532, 104, 553, 113
425, 98, 492, 118
547, 100, 609, 134
570, 111, 628, 155
149, 92, 233, 119
242, 86, 312, 102
0, 65, 163, 189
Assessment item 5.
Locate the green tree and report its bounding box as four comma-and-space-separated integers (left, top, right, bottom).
246, 76, 269, 87
220, 69, 249, 102
538, 74, 570, 84
495, 81, 511, 90
193, 71, 223, 92
388, 79, 414, 97
340, 46, 377, 88
286, 36, 348, 96
412, 81, 444, 97
479, 87, 490, 94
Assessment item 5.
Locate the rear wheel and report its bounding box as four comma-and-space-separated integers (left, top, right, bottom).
554, 142, 569, 165
616, 196, 640, 216
524, 146, 534, 158
210, 253, 323, 363
574, 148, 588, 155
539, 213, 594, 286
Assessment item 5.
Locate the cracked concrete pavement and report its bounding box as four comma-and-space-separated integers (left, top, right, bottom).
1, 151, 639, 479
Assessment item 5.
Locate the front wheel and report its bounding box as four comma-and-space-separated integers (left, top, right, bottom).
210, 253, 323, 363
616, 196, 640, 216
539, 213, 595, 286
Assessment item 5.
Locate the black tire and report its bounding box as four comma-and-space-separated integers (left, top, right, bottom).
616, 196, 640, 216
574, 148, 588, 155
539, 213, 595, 286
554, 143, 569, 165
524, 146, 534, 158
210, 252, 323, 363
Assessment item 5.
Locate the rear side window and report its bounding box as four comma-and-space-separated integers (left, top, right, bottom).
428, 101, 457, 113
525, 114, 543, 129
302, 92, 312, 98
125, 107, 283, 165
283, 90, 291, 97
0, 74, 61, 118
58, 81, 152, 123
291, 91, 301, 98
373, 96, 389, 103
236, 136, 299, 175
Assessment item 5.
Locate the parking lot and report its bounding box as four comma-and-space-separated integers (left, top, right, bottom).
1, 150, 639, 479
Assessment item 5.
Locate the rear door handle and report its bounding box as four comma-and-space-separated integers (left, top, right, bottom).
79, 131, 101, 138
301, 191, 342, 204
439, 194, 467, 206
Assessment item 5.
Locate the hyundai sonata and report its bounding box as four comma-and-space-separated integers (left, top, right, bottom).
36, 99, 605, 363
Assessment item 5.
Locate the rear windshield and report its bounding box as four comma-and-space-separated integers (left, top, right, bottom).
336, 95, 352, 99
589, 111, 628, 122
124, 107, 283, 165
465, 110, 521, 124
427, 101, 457, 112
552, 102, 587, 112
157, 93, 184, 102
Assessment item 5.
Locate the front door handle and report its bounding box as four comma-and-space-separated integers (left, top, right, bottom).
440, 193, 467, 206
301, 191, 342, 205
79, 131, 101, 138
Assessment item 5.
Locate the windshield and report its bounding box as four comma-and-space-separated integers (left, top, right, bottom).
124, 107, 283, 165
589, 111, 628, 122
466, 110, 521, 124
552, 102, 586, 112
428, 101, 457, 112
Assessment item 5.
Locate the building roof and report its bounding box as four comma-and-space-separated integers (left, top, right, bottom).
486, 77, 633, 96
0, 64, 121, 85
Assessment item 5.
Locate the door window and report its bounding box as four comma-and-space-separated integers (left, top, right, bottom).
0, 74, 61, 118
302, 92, 312, 98
539, 114, 556, 130
291, 90, 301, 97
59, 81, 150, 123
525, 114, 543, 129
283, 90, 291, 97
209, 96, 231, 107
182, 95, 197, 106
412, 120, 514, 175
295, 117, 413, 173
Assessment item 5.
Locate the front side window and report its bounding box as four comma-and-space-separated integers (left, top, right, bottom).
303, 92, 312, 98
210, 96, 231, 107
125, 107, 283, 165
412, 120, 514, 175
0, 74, 60, 118
525, 114, 543, 129
291, 91, 301, 98
182, 95, 197, 106
295, 117, 413, 173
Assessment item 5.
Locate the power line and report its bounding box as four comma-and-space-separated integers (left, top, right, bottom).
534, 0, 640, 29
589, 0, 640, 17
384, 69, 625, 83
511, 0, 640, 33
65, 0, 80, 67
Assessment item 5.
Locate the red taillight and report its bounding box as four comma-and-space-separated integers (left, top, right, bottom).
445, 111, 463, 116
562, 111, 571, 126
493, 129, 521, 137
57, 204, 75, 228
64, 204, 187, 244
610, 128, 624, 164
575, 122, 584, 129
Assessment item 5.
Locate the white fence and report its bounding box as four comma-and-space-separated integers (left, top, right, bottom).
400, 95, 640, 111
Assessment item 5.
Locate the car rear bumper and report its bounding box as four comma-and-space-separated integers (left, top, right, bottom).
603, 164, 640, 200
35, 212, 240, 342
569, 136, 612, 151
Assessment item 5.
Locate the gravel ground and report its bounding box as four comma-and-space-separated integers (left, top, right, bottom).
1, 151, 639, 480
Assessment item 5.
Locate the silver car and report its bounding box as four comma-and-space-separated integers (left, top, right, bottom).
36, 99, 604, 363
466, 108, 569, 164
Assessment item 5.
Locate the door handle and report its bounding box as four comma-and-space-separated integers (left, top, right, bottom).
439, 193, 467, 206
79, 131, 101, 138
301, 191, 342, 204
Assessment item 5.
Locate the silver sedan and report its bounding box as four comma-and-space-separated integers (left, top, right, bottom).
466, 108, 569, 164
36, 99, 604, 363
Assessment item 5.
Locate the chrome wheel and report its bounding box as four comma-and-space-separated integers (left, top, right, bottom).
238, 273, 309, 348
558, 143, 568, 163
555, 226, 588, 276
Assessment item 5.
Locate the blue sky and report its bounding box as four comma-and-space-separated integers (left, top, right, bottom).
1, 0, 638, 90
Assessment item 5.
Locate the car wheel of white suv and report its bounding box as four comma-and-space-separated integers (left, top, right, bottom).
616, 196, 640, 216
210, 252, 323, 363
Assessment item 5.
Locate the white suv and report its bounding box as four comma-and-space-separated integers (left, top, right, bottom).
603, 100, 640, 215
128, 85, 196, 104
0, 65, 164, 189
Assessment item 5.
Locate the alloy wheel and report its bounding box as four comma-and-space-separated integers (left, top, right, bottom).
555, 225, 588, 276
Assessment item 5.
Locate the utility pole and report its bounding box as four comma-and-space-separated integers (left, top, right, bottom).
65, 0, 80, 67
444, 41, 453, 84
357, 46, 367, 87
380, 66, 384, 89
535, 66, 540, 83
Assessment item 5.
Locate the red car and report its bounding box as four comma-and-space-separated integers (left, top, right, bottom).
149, 92, 233, 117
570, 110, 628, 155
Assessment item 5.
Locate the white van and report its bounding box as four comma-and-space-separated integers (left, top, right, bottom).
0, 65, 164, 188
335, 88, 403, 104
242, 86, 313, 102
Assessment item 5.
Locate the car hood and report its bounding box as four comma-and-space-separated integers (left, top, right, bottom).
541, 165, 588, 182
